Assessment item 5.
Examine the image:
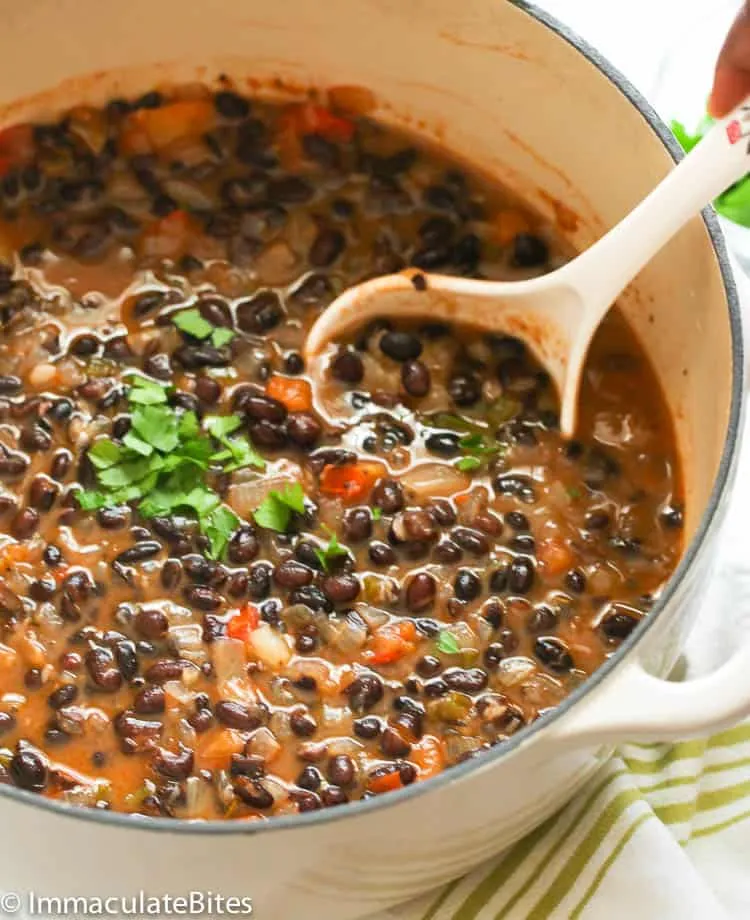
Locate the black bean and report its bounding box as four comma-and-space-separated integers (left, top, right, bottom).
153, 744, 194, 780
236, 291, 284, 334
330, 348, 364, 384
28, 475, 58, 511
297, 764, 323, 791
401, 360, 431, 397
96, 507, 128, 530
600, 608, 641, 641
140, 659, 186, 687
85, 648, 122, 692
321, 786, 349, 807
405, 572, 436, 611
0, 375, 21, 395
275, 559, 314, 589
310, 228, 345, 267
20, 425, 51, 452
368, 542, 396, 566
243, 394, 288, 424
114, 640, 139, 681
372, 478, 404, 513
380, 726, 411, 757
226, 525, 259, 565
454, 570, 481, 602
661, 504, 684, 529
418, 215, 455, 247
585, 509, 610, 530
321, 574, 360, 605
47, 684, 78, 710
131, 684, 165, 714
508, 556, 535, 594
249, 420, 287, 449
134, 608, 169, 640
132, 290, 167, 317
289, 709, 318, 737
443, 668, 488, 693
69, 333, 101, 358
448, 373, 481, 406
215, 700, 265, 731
288, 586, 332, 613
527, 605, 558, 634
24, 668, 42, 690
158, 558, 181, 590
506, 511, 529, 531
247, 563, 272, 601
10, 748, 47, 791
512, 233, 549, 267
286, 412, 322, 449
453, 233, 482, 269
12, 507, 39, 540
0, 711, 16, 735
565, 569, 586, 594
46, 399, 74, 423
183, 585, 223, 612
379, 331, 422, 362
214, 90, 250, 119
174, 344, 230, 369
510, 533, 535, 553
534, 637, 574, 672
342, 508, 372, 543
142, 352, 171, 381
116, 541, 161, 566
451, 527, 489, 556
0, 453, 29, 479
346, 674, 384, 713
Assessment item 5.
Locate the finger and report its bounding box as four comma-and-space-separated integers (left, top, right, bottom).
709, 2, 750, 117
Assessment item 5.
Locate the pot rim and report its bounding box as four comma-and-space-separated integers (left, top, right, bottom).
0, 0, 743, 836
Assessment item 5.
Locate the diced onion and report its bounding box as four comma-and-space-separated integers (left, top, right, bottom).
248, 624, 292, 670
401, 463, 470, 500
245, 727, 281, 764
212, 638, 247, 684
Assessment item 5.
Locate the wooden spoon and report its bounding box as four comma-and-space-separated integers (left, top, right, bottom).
305, 101, 750, 437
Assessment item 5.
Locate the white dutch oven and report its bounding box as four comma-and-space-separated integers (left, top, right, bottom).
0, 1, 745, 918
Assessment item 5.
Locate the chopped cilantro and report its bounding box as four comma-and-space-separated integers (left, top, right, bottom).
172, 308, 236, 348
205, 415, 243, 439
126, 374, 170, 405
456, 456, 482, 473
437, 631, 461, 655
211, 327, 235, 348
314, 533, 349, 572
253, 483, 306, 532
567, 486, 582, 500
172, 308, 214, 340
78, 379, 267, 559
371, 507, 382, 521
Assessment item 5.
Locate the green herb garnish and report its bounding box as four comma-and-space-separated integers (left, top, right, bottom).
172, 308, 236, 348
314, 533, 350, 572
456, 456, 482, 473
566, 486, 582, 500
437, 631, 461, 655
371, 507, 382, 521
672, 114, 750, 227
78, 383, 264, 558
253, 483, 307, 532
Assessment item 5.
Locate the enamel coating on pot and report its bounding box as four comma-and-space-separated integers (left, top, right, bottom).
0, 1, 742, 919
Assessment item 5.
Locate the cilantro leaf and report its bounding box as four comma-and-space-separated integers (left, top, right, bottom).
437, 631, 460, 655
205, 414, 243, 439
131, 405, 180, 453
172, 308, 214, 340
456, 456, 481, 472
126, 374, 169, 405
314, 533, 349, 572
211, 327, 235, 348
253, 484, 307, 532
77, 490, 109, 511
213, 437, 266, 473
202, 505, 240, 560
179, 411, 200, 439
88, 439, 122, 470
122, 431, 154, 457
372, 507, 382, 521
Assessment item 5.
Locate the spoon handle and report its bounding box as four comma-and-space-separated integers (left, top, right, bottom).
561, 99, 750, 314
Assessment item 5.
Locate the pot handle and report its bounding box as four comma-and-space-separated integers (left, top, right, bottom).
551, 645, 750, 747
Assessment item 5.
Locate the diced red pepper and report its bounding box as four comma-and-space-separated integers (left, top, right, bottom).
226, 604, 261, 643
282, 103, 355, 143
364, 620, 417, 665
367, 769, 404, 795
265, 376, 313, 413
319, 462, 385, 504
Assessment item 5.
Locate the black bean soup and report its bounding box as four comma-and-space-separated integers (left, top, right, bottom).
0, 83, 682, 819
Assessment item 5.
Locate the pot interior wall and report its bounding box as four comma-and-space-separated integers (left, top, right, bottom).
0, 0, 735, 539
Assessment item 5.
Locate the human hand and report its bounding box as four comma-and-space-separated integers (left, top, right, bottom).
710, 2, 750, 116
